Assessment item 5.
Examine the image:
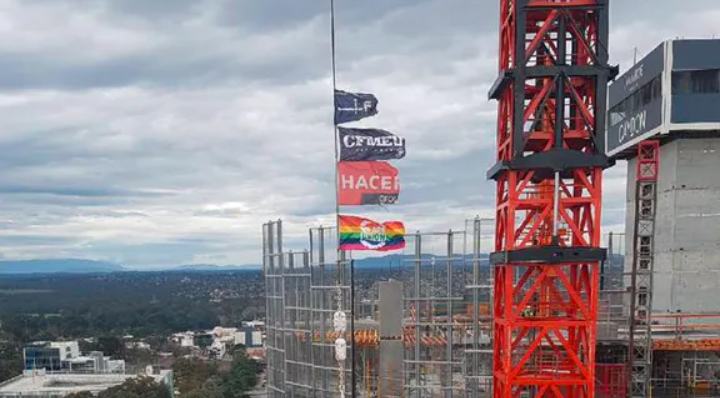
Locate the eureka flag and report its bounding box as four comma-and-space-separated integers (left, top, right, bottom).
338, 127, 406, 161
334, 89, 379, 125
338, 215, 405, 251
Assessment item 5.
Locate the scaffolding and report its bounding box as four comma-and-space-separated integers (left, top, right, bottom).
308, 226, 353, 398
264, 220, 286, 398
400, 230, 466, 398
463, 218, 494, 398
264, 217, 720, 398
262, 219, 496, 398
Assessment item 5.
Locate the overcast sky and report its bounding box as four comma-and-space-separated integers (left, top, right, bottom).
0, 0, 717, 268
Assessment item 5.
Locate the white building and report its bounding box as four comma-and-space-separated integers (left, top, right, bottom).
212, 326, 238, 338
0, 368, 174, 398
170, 332, 195, 348
48, 342, 80, 361
235, 330, 263, 347
62, 351, 126, 374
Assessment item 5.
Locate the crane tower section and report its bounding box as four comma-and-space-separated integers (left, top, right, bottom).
487, 1, 617, 398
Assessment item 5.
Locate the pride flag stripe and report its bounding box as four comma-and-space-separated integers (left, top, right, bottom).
338, 215, 405, 251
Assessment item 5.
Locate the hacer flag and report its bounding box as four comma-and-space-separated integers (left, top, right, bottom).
338, 161, 399, 206
338, 127, 406, 161
334, 89, 378, 125
338, 215, 405, 251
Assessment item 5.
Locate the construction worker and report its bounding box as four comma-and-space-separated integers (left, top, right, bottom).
521, 306, 534, 317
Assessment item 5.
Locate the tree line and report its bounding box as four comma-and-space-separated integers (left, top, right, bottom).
0, 272, 265, 384
65, 348, 262, 398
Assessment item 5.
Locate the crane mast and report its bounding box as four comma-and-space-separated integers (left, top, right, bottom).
488, 1, 617, 397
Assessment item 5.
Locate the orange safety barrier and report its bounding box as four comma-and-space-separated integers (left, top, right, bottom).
294, 329, 449, 347
653, 339, 720, 352
465, 304, 491, 316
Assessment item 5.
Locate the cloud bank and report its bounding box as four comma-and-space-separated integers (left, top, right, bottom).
0, 0, 717, 267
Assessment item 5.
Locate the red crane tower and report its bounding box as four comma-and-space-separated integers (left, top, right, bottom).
488, 1, 617, 397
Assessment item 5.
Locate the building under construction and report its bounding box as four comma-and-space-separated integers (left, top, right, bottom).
262, 213, 719, 398
263, 219, 501, 398
262, 2, 720, 397
261, 220, 687, 398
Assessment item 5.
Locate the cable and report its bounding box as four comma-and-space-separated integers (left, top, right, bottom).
329, 1, 349, 397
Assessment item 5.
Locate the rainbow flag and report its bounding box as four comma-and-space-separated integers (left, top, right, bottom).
338, 215, 405, 251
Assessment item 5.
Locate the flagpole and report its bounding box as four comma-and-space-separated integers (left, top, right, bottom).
330, 0, 340, 247
329, 1, 355, 398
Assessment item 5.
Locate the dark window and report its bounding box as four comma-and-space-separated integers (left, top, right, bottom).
672, 69, 720, 94
692, 69, 720, 93
641, 83, 652, 107
609, 75, 663, 124
650, 76, 662, 100
672, 71, 692, 95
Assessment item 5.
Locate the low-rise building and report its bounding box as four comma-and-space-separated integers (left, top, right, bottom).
22, 342, 124, 374
0, 368, 174, 398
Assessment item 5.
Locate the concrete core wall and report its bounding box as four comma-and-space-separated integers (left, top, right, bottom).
378, 280, 403, 397
625, 137, 720, 313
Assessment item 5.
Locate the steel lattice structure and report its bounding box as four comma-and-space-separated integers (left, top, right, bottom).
488, 1, 616, 397
627, 140, 659, 398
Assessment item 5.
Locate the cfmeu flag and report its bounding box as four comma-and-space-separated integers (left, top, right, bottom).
338, 161, 399, 206
338, 215, 405, 251
338, 127, 406, 161
334, 89, 378, 124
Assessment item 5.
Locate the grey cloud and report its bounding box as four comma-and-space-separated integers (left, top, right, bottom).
0, 195, 130, 208
214, 0, 434, 31
610, 0, 720, 24
372, 1, 497, 38
103, 0, 202, 20
0, 0, 494, 91
86, 241, 200, 266
35, 0, 203, 22
84, 236, 262, 267
399, 150, 494, 206
0, 0, 714, 266
0, 40, 328, 90
0, 235, 75, 246
0, 184, 164, 198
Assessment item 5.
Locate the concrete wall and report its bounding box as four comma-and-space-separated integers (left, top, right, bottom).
625, 138, 720, 313
378, 281, 403, 337
378, 340, 404, 398
378, 281, 404, 397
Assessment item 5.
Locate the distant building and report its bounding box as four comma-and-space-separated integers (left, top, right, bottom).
243, 320, 265, 329
0, 368, 173, 398
169, 325, 266, 358
124, 341, 151, 351
235, 328, 263, 348
23, 343, 63, 372
170, 332, 195, 347
63, 351, 125, 374
193, 333, 213, 349
23, 341, 125, 374
23, 341, 81, 372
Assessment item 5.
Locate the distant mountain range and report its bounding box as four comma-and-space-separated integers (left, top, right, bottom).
0, 259, 125, 274
0, 259, 263, 274
351, 253, 488, 269
0, 252, 624, 274
168, 264, 260, 272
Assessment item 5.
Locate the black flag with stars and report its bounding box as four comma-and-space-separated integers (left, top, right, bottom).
338, 127, 406, 162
